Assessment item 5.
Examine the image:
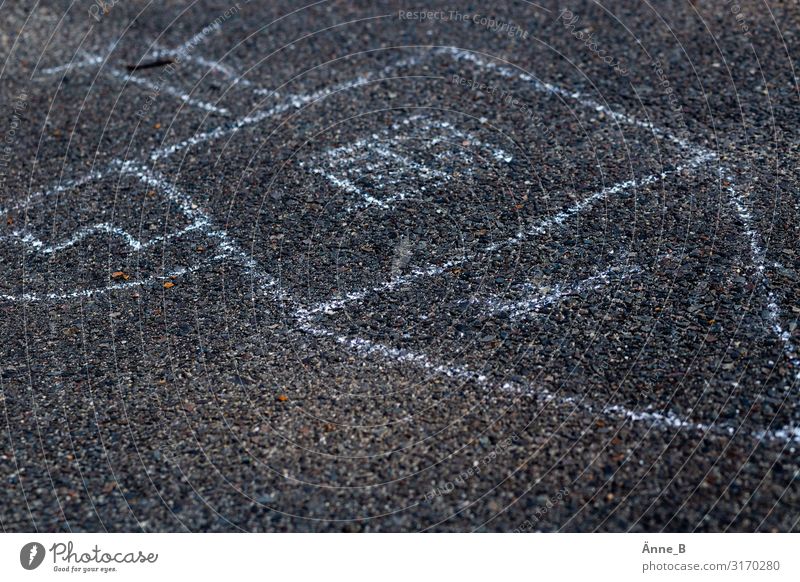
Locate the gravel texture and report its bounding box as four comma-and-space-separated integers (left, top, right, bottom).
0, 0, 798, 532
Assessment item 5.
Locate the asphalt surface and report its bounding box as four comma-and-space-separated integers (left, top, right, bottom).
0, 0, 798, 532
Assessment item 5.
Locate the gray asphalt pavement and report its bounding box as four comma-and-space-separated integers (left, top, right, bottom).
0, 0, 798, 532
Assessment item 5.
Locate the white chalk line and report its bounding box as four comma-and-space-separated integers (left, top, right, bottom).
39, 48, 231, 116
0, 253, 230, 303
39, 54, 105, 75
405, 117, 515, 163
0, 164, 116, 218
147, 31, 254, 88
478, 263, 642, 319
437, 47, 708, 158
310, 168, 395, 210
289, 258, 798, 443
40, 35, 254, 88
17, 46, 694, 230
3, 219, 207, 255
316, 131, 453, 180
0, 159, 280, 303
6, 158, 793, 444
370, 145, 450, 179
105, 66, 230, 116
297, 149, 715, 322
305, 114, 512, 212
152, 54, 427, 161
323, 115, 514, 165
289, 147, 798, 442
294, 320, 798, 444
41, 5, 252, 87
151, 44, 253, 88
12, 45, 800, 440
123, 163, 293, 305
309, 143, 445, 211
719, 167, 800, 382
29, 44, 701, 209
25, 159, 760, 443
